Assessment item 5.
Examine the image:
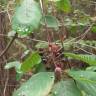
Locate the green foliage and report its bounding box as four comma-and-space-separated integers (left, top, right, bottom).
41, 15, 60, 29
36, 63, 46, 72
16, 73, 23, 81
64, 10, 90, 34
78, 40, 96, 47
35, 41, 48, 49
51, 80, 82, 96
4, 61, 21, 73
67, 70, 96, 96
56, 0, 71, 13
5, 61, 23, 81
15, 0, 23, 6
68, 70, 96, 82
91, 25, 96, 33
13, 72, 55, 96
86, 66, 96, 72
3, 0, 96, 96
12, 0, 42, 35
64, 53, 96, 65
21, 52, 41, 72
0, 0, 7, 9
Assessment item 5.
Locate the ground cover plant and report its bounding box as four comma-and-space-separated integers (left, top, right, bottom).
0, 0, 96, 96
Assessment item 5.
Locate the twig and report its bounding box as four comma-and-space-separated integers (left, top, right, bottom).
0, 34, 8, 37
75, 46, 94, 55
3, 72, 9, 96
6, 2, 12, 23
75, 42, 96, 49
75, 24, 93, 42
26, 37, 48, 42
64, 24, 93, 44
0, 33, 17, 58
0, 33, 48, 44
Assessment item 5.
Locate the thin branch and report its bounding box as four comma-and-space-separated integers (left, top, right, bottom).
6, 2, 12, 23
3, 72, 9, 96
26, 37, 48, 42
0, 33, 48, 42
75, 46, 94, 55
64, 24, 93, 44
75, 24, 93, 42
0, 34, 10, 37
0, 33, 17, 58
75, 42, 96, 49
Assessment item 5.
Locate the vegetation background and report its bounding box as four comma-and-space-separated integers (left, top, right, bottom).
0, 0, 96, 96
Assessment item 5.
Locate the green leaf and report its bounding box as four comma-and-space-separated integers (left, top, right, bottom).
0, 0, 7, 8
16, 73, 23, 81
4, 61, 21, 73
21, 52, 41, 72
35, 41, 48, 49
51, 80, 82, 96
15, 0, 23, 6
91, 25, 96, 33
36, 63, 46, 72
64, 53, 96, 65
50, 0, 61, 2
86, 66, 96, 72
67, 70, 96, 96
41, 15, 60, 29
12, 0, 42, 35
13, 72, 55, 96
56, 0, 71, 13
68, 70, 96, 82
